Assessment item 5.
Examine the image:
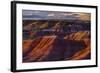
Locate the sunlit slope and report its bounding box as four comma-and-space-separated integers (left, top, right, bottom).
64, 31, 91, 60
23, 38, 42, 55
23, 36, 56, 62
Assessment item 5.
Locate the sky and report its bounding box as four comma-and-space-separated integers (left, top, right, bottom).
22, 10, 91, 21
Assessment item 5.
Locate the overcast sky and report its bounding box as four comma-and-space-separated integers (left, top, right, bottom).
22, 10, 91, 21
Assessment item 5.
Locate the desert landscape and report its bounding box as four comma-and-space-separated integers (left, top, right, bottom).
22, 10, 91, 63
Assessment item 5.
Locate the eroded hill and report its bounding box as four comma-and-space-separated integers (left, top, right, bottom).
23, 31, 91, 62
